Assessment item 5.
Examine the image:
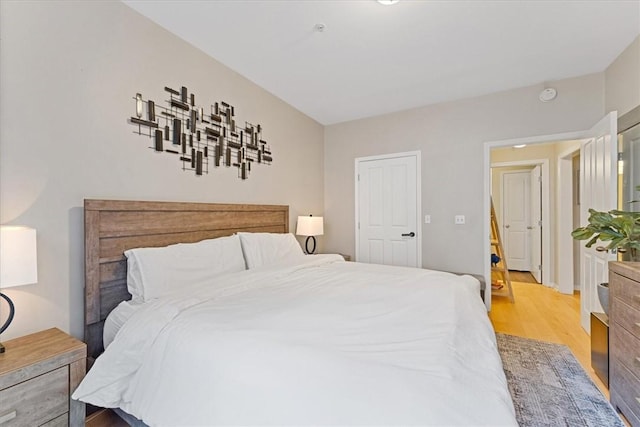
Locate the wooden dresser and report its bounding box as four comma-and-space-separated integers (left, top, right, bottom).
0, 328, 86, 427
609, 261, 640, 426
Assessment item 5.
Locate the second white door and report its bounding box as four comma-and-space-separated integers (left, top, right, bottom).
356, 152, 420, 267
502, 171, 531, 271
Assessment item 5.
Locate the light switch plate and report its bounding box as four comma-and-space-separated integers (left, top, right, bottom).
424, 215, 431, 224
455, 215, 465, 225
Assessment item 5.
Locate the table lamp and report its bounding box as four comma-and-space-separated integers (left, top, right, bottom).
296, 215, 324, 254
0, 226, 38, 353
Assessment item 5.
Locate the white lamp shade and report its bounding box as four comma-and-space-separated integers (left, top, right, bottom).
0, 226, 38, 288
296, 216, 324, 237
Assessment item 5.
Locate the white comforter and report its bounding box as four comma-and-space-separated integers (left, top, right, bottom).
74, 255, 516, 426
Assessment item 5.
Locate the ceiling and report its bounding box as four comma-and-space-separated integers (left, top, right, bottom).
124, 0, 640, 125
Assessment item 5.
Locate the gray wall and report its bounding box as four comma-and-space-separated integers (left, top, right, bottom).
324, 33, 639, 280
0, 1, 324, 340
606, 35, 640, 116
1, 2, 637, 341
324, 73, 605, 275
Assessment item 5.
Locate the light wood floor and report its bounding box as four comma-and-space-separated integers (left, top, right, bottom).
508, 270, 537, 283
490, 281, 608, 397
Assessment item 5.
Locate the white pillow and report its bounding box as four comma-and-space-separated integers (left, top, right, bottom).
237, 232, 305, 269
125, 234, 246, 302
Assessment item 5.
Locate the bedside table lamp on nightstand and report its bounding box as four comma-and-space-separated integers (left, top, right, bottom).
296, 215, 324, 254
0, 226, 38, 353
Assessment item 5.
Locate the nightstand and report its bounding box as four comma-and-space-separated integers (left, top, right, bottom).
0, 328, 86, 426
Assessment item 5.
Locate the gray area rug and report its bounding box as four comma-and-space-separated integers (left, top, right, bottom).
496, 333, 624, 427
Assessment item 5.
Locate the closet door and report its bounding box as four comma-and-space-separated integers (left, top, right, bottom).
356, 152, 420, 267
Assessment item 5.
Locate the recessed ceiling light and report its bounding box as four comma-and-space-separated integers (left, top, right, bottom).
513, 144, 527, 149
377, 0, 400, 5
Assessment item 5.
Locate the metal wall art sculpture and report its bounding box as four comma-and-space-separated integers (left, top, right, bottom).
130, 86, 272, 180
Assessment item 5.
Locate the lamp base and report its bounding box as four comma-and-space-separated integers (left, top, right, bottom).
305, 236, 317, 254
0, 293, 16, 336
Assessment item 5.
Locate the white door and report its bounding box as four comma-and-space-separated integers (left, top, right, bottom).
356, 152, 420, 267
530, 165, 542, 283
579, 112, 617, 333
502, 171, 531, 271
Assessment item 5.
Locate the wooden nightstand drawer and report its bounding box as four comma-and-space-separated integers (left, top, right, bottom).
611, 269, 640, 313
0, 328, 86, 427
41, 413, 69, 427
0, 367, 68, 426
612, 295, 640, 340
611, 360, 640, 423
611, 319, 640, 380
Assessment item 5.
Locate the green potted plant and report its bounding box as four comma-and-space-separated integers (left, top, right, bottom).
572, 192, 640, 314
571, 208, 640, 261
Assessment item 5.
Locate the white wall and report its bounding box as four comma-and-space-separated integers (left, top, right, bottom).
0, 1, 324, 340
605, 35, 640, 116
324, 73, 604, 276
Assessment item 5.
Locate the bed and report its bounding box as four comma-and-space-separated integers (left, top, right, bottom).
74, 199, 516, 426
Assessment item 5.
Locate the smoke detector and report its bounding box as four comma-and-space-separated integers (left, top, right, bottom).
539, 88, 557, 102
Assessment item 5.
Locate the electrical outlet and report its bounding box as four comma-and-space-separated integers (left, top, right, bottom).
424, 215, 431, 224
454, 215, 465, 225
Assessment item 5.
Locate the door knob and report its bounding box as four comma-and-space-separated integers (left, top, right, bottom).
527, 226, 533, 229
402, 232, 416, 237
505, 225, 510, 228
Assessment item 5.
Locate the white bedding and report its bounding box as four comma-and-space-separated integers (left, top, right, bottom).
102, 300, 141, 349
74, 255, 516, 426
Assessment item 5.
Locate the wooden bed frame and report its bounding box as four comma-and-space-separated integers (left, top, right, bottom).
84, 199, 289, 360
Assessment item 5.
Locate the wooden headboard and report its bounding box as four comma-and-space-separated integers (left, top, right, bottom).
84, 199, 289, 360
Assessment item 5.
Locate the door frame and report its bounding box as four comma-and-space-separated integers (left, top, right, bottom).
493, 159, 550, 283
484, 130, 584, 310
354, 151, 422, 267
557, 144, 581, 294
529, 165, 543, 283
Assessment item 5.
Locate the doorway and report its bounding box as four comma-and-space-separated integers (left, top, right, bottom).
491, 159, 549, 288
355, 151, 422, 267
483, 112, 617, 334
499, 167, 543, 282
